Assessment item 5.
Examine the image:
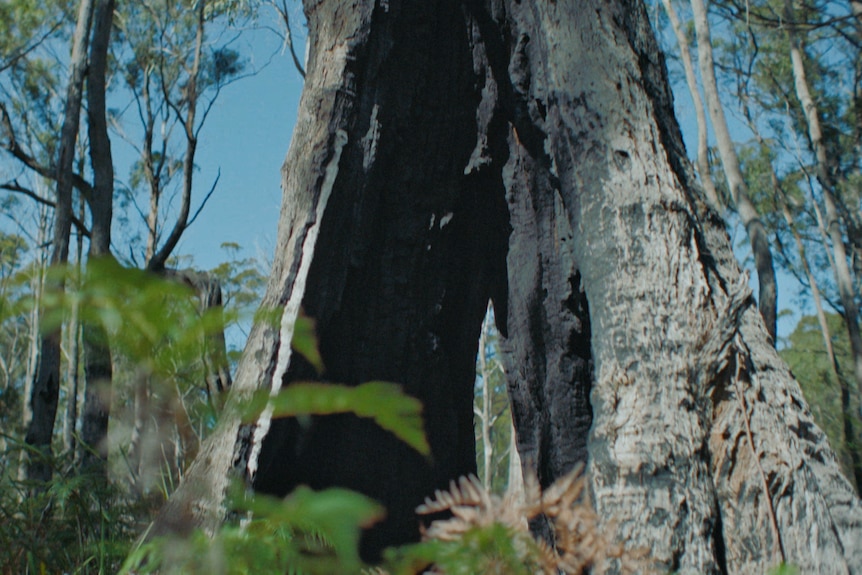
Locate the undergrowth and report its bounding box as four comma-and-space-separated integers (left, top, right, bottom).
0, 447, 150, 574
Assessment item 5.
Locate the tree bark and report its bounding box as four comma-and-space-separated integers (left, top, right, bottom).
63, 198, 84, 455
249, 0, 510, 558
23, 0, 95, 484
149, 1, 862, 572
783, 0, 862, 402
689, 0, 778, 344
500, 1, 860, 571
659, 0, 721, 211
80, 0, 115, 474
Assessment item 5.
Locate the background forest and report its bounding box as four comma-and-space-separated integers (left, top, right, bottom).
0, 0, 859, 572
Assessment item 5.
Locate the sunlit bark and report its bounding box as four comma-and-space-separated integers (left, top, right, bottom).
149, 2, 862, 572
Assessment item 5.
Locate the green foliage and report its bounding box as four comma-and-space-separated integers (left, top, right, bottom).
0, 452, 144, 574
384, 524, 542, 575
291, 313, 324, 374
0, 231, 33, 436
781, 313, 862, 487
768, 564, 800, 575
244, 381, 430, 457
122, 486, 384, 575
0, 0, 66, 70
38, 257, 234, 388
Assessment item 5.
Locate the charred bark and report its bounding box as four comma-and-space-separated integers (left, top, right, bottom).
251, 1, 509, 559
149, 1, 862, 572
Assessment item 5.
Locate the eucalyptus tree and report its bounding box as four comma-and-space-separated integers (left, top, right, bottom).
690, 0, 779, 343
108, 0, 249, 488
150, 0, 862, 572
22, 0, 95, 484
782, 313, 862, 493
0, 0, 249, 482
114, 0, 246, 271
690, 0, 862, 499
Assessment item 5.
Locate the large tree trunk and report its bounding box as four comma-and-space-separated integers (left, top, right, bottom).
238, 0, 508, 557
149, 0, 862, 572
499, 1, 860, 571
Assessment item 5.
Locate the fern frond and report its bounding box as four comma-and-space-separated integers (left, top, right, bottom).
415, 465, 654, 574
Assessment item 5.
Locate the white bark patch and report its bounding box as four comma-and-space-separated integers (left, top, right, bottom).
428, 213, 436, 229
362, 104, 381, 172
439, 212, 454, 228
247, 129, 349, 480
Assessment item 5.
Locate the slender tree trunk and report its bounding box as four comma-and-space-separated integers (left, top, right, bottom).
63, 198, 85, 455
689, 0, 778, 343
79, 0, 115, 474
753, 113, 862, 494
783, 0, 862, 401
778, 191, 862, 493
127, 371, 150, 492
22, 203, 50, 435
147, 0, 205, 272
505, 419, 524, 502
477, 306, 494, 490
148, 1, 862, 572
23, 0, 95, 483
659, 0, 721, 210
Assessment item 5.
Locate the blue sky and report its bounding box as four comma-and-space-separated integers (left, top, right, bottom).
151, 21, 306, 272
0, 9, 804, 340
176, 13, 802, 340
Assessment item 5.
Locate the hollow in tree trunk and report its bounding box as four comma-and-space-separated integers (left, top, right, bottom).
149, 1, 862, 572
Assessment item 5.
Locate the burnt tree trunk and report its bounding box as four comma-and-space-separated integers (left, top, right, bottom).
150, 0, 862, 572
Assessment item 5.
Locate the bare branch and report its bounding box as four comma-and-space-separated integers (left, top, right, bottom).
1, 181, 91, 237
275, 0, 306, 79
186, 169, 220, 228
0, 20, 64, 73
0, 101, 95, 201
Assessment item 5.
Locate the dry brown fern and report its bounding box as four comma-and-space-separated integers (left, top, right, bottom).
413, 465, 651, 575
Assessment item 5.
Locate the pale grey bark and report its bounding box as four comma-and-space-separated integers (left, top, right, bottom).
23, 0, 95, 483
660, 0, 721, 210
505, 419, 524, 502
689, 0, 778, 344
22, 203, 50, 434
501, 1, 861, 572
146, 2, 862, 573
783, 0, 862, 403
63, 199, 84, 454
